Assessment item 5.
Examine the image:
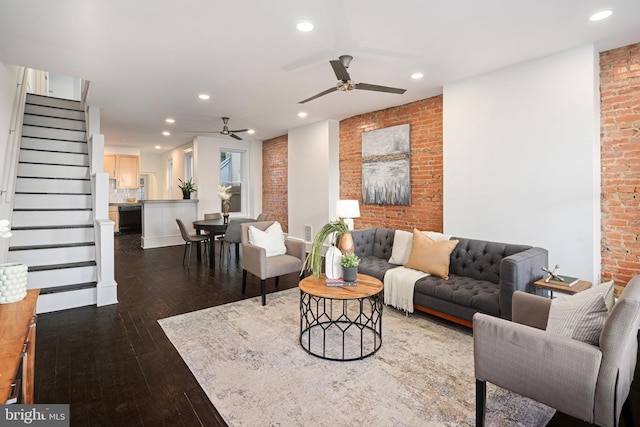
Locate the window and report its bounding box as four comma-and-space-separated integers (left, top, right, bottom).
184, 149, 194, 182
220, 150, 244, 213
166, 158, 173, 196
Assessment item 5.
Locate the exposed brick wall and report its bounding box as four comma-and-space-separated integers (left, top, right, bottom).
600, 43, 640, 293
339, 96, 444, 232
262, 134, 289, 232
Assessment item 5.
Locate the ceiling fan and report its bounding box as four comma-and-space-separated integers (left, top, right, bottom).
299, 55, 407, 104
187, 117, 249, 140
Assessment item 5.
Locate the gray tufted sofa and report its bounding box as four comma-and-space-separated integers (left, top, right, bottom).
351, 228, 548, 326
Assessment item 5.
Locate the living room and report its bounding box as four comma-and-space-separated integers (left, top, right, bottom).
1, 2, 639, 426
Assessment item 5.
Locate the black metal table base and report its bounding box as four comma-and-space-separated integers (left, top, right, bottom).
299, 291, 383, 361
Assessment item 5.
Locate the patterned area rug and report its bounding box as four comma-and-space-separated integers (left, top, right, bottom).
159, 288, 554, 426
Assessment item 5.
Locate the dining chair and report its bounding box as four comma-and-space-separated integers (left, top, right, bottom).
204, 213, 222, 220
176, 218, 210, 268
219, 219, 243, 269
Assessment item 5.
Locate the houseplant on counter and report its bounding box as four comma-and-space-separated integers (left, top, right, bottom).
301, 220, 352, 278
340, 252, 360, 282
178, 178, 196, 199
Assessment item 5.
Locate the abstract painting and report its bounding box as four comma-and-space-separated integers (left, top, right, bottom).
362, 123, 411, 205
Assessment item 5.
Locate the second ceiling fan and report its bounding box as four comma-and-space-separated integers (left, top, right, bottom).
188, 117, 248, 140
299, 55, 406, 104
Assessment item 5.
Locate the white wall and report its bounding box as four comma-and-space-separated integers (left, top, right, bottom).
140, 152, 163, 199
443, 45, 601, 282
193, 136, 262, 220
288, 120, 340, 242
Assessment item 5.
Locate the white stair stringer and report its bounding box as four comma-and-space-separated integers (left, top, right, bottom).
8, 93, 104, 313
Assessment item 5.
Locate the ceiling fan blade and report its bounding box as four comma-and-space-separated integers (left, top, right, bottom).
355, 83, 406, 94
330, 59, 350, 81
299, 87, 338, 104
185, 130, 219, 133
229, 133, 243, 140
228, 129, 249, 133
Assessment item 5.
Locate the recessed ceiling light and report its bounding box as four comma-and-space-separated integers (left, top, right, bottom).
165, 118, 175, 124
411, 72, 424, 79
247, 129, 255, 134
298, 112, 308, 118
162, 131, 170, 136
198, 94, 210, 100
155, 145, 161, 149
297, 21, 314, 32
589, 10, 613, 21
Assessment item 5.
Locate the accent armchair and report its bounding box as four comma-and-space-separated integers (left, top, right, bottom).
474, 276, 640, 427
240, 221, 304, 305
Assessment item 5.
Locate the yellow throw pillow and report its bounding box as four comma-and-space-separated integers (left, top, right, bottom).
405, 229, 459, 279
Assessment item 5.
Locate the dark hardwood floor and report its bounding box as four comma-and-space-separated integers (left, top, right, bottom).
33, 233, 639, 426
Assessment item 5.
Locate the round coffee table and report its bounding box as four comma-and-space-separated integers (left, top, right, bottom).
299, 273, 383, 361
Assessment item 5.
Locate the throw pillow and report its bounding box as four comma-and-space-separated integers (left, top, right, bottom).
388, 230, 413, 265
577, 280, 615, 311
405, 229, 459, 279
248, 222, 286, 257
422, 230, 453, 242
546, 291, 609, 345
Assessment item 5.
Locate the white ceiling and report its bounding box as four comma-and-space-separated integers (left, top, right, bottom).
1, 0, 639, 152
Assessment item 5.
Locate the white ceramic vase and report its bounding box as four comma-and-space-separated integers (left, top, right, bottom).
0, 263, 28, 304
324, 245, 343, 279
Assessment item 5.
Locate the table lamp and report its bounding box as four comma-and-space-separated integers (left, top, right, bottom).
336, 200, 360, 231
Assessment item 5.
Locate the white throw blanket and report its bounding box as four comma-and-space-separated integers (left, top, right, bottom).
384, 266, 429, 313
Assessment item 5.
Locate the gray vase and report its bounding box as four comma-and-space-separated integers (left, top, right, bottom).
342, 267, 357, 282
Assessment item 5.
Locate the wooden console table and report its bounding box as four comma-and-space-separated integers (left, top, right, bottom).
0, 289, 39, 404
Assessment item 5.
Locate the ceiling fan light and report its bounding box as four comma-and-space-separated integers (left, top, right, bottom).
589, 10, 612, 21
296, 21, 314, 32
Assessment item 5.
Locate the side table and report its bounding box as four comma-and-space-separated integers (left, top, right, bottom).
534, 278, 592, 298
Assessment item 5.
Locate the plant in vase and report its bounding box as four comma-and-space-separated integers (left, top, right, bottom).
217, 185, 232, 223
178, 178, 196, 199
0, 219, 27, 304
301, 220, 352, 278
340, 252, 360, 282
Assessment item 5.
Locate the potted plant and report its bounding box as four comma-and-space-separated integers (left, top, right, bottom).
301, 220, 351, 278
178, 178, 196, 199
340, 252, 360, 282
217, 185, 232, 223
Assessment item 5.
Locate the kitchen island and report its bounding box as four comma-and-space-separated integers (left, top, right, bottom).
141, 199, 198, 249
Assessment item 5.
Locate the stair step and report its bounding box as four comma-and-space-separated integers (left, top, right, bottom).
28, 261, 97, 291
26, 94, 83, 111
20, 149, 88, 166
10, 226, 94, 247
9, 241, 95, 251
28, 260, 96, 272
21, 124, 86, 142
15, 177, 91, 194
18, 162, 89, 179
24, 103, 85, 121
11, 209, 93, 227
38, 282, 97, 295
13, 193, 92, 210
23, 113, 86, 131
36, 287, 97, 314
7, 244, 96, 266
21, 137, 88, 154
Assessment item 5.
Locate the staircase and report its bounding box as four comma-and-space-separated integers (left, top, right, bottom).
7, 93, 98, 312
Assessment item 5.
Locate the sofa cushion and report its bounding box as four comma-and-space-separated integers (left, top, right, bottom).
414, 275, 501, 316
358, 256, 398, 282
405, 230, 458, 279
372, 228, 395, 260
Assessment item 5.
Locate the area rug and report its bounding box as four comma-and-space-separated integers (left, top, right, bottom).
159, 288, 555, 426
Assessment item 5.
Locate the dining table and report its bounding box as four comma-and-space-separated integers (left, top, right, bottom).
192, 217, 254, 268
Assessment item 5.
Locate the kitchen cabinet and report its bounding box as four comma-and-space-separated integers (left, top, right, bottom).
104, 155, 140, 189
104, 154, 116, 179
109, 206, 119, 233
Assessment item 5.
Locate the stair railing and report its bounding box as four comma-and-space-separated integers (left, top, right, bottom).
0, 66, 27, 263
85, 95, 118, 307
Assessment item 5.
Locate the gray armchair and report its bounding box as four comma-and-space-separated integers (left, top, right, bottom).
240, 221, 305, 305
474, 276, 640, 427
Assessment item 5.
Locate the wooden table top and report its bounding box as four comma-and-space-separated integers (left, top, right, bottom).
0, 289, 39, 403
534, 278, 592, 294
299, 273, 383, 299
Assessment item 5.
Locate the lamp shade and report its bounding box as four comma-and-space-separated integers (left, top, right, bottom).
336, 200, 360, 219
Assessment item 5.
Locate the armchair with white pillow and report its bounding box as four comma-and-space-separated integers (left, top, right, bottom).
474, 276, 640, 427
240, 221, 305, 305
